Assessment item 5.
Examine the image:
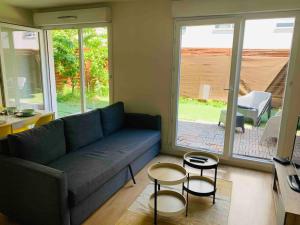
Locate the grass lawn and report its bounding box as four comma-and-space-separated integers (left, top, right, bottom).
57, 96, 109, 117
178, 97, 279, 126
56, 86, 109, 117
178, 98, 226, 123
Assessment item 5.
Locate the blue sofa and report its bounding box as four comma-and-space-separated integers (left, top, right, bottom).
0, 102, 161, 225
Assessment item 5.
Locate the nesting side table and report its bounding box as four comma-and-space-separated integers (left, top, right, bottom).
183, 151, 219, 216
148, 162, 187, 225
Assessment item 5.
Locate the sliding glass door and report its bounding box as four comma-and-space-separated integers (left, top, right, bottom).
47, 26, 110, 117
50, 28, 81, 116
0, 25, 46, 110
82, 27, 110, 111
173, 13, 298, 164
175, 21, 235, 154
233, 17, 295, 161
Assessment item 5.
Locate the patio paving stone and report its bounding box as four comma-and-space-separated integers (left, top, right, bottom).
176, 120, 277, 160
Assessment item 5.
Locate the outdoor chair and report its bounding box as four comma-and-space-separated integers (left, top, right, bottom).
260, 111, 281, 143
237, 91, 272, 126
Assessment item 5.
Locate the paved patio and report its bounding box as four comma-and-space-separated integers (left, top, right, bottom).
176, 120, 277, 160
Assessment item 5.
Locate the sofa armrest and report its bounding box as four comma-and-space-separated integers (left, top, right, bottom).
124, 113, 161, 130
0, 155, 70, 225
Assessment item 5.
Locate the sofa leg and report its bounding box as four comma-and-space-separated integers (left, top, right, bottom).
128, 165, 136, 184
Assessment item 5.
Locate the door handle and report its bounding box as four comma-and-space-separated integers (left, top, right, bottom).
224, 88, 233, 91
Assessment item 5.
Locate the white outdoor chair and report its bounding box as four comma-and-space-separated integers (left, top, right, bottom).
237, 91, 272, 126
260, 111, 281, 143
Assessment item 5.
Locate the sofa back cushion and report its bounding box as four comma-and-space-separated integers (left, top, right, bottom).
125, 113, 161, 130
100, 102, 125, 136
8, 119, 66, 165
62, 109, 103, 151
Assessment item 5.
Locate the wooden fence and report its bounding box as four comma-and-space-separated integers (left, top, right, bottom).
179, 48, 289, 107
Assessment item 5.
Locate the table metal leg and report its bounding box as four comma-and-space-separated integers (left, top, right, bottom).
128, 165, 136, 184
186, 173, 190, 217
201, 169, 203, 176
213, 167, 217, 204
154, 179, 158, 225
158, 184, 160, 191
182, 162, 185, 195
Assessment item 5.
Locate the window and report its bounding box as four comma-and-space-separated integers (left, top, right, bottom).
214, 24, 234, 30
83, 27, 110, 111
276, 22, 294, 28
23, 31, 37, 40
173, 15, 297, 166
48, 26, 110, 117
274, 21, 294, 33
181, 26, 187, 35
0, 26, 45, 110
213, 24, 234, 34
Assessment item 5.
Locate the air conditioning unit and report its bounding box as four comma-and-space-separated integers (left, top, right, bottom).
33, 7, 111, 27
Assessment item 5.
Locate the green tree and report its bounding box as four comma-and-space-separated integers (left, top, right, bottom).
52, 28, 109, 97
83, 28, 109, 95
53, 29, 79, 94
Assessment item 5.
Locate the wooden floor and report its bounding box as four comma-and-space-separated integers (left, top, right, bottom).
0, 155, 276, 225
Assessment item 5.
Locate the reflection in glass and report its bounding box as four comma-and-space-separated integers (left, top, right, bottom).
0, 28, 44, 110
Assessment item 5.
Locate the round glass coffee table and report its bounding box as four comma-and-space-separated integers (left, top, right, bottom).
148, 162, 187, 225
183, 151, 219, 215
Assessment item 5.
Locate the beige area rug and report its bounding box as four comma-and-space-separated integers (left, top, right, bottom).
116, 178, 232, 225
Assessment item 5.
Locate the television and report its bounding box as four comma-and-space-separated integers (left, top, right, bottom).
288, 116, 300, 192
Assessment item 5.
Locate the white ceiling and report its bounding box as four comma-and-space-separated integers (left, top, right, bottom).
3, 0, 131, 9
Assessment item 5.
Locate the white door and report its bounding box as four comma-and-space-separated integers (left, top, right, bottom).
0, 23, 50, 111
172, 12, 300, 166
172, 18, 241, 158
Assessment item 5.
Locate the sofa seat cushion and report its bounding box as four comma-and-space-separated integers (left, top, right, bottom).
62, 110, 103, 152
49, 128, 161, 206
8, 119, 66, 165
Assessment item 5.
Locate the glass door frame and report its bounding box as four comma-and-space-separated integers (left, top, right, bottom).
171, 16, 243, 160
43, 22, 113, 117
171, 11, 300, 169
0, 22, 51, 111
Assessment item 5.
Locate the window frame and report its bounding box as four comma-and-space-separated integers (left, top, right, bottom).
43, 22, 113, 117
0, 23, 50, 111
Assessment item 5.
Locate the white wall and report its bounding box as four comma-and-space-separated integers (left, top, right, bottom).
0, 2, 33, 26
278, 17, 300, 157
172, 0, 300, 17
111, 0, 173, 152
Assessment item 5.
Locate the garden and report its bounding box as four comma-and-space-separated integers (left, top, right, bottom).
52, 28, 109, 117
178, 97, 278, 127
